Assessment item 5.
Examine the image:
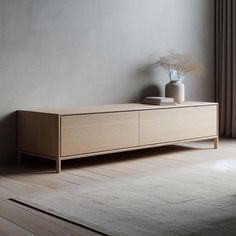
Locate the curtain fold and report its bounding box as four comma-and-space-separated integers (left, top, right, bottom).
215, 0, 236, 138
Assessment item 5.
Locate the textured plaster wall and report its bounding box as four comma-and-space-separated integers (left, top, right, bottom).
0, 0, 215, 163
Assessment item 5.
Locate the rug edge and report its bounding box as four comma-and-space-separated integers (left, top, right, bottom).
9, 197, 115, 236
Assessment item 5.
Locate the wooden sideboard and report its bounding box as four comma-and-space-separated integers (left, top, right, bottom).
18, 102, 219, 173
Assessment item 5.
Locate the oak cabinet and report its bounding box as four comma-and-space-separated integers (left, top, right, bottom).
18, 102, 218, 173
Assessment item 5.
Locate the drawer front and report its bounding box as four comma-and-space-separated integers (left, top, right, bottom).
140, 106, 217, 145
61, 112, 139, 156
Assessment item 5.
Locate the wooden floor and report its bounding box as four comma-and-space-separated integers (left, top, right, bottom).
0, 139, 235, 236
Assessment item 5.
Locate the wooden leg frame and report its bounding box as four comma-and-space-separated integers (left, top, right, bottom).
214, 137, 219, 149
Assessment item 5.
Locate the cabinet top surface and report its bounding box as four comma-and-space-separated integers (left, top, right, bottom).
18, 102, 218, 116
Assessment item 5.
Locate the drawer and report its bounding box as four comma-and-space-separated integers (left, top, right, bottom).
61, 112, 139, 156
139, 106, 217, 145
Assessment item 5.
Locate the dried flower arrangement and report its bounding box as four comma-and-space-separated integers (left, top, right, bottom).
158, 52, 203, 81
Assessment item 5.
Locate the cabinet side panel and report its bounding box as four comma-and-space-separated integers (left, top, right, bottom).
61, 112, 139, 156
18, 111, 59, 158
140, 106, 217, 145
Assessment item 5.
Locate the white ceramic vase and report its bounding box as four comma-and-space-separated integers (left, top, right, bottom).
165, 81, 185, 104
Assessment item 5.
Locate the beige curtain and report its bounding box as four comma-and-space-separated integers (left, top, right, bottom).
215, 0, 236, 137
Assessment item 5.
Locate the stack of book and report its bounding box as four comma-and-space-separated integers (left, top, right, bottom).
143, 97, 176, 105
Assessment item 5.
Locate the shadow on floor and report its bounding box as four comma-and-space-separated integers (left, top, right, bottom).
0, 144, 211, 176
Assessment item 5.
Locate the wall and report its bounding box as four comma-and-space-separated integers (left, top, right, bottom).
0, 0, 215, 163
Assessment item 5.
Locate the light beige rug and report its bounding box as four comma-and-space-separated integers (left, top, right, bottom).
11, 160, 236, 236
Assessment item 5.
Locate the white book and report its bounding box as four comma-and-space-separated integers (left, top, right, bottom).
143, 100, 176, 106
144, 96, 174, 102
143, 97, 175, 105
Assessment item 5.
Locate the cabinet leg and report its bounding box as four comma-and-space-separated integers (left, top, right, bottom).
17, 152, 21, 165
56, 158, 61, 173
214, 137, 219, 149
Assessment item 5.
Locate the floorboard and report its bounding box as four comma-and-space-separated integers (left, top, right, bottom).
0, 216, 35, 236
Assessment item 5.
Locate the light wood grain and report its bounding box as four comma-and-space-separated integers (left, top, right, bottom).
0, 216, 35, 236
56, 158, 61, 173
18, 102, 218, 172
139, 106, 217, 145
214, 137, 219, 149
61, 112, 139, 156
60, 136, 217, 160
20, 102, 218, 115
18, 111, 59, 158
